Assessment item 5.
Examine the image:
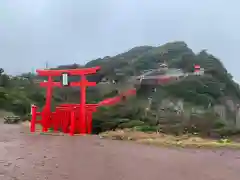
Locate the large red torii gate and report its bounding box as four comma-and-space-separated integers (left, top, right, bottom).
30, 66, 100, 135
30, 65, 137, 136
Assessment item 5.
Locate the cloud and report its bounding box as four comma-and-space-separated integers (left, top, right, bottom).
0, 0, 239, 81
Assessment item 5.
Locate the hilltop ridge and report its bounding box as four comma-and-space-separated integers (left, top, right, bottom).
78, 41, 239, 106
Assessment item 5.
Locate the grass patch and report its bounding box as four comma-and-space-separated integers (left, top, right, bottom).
100, 129, 240, 149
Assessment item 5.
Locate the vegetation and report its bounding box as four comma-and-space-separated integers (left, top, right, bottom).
101, 129, 240, 149
1, 41, 240, 138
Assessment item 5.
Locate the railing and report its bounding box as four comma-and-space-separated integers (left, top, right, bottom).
97, 88, 136, 106
31, 104, 98, 135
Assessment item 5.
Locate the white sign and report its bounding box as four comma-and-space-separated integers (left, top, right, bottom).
62, 73, 69, 86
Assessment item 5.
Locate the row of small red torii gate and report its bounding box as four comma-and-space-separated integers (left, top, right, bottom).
30, 66, 136, 136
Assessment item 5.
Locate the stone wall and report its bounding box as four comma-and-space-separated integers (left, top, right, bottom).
236, 105, 240, 129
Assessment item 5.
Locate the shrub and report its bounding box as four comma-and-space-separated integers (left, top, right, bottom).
213, 119, 227, 129
212, 127, 240, 137
134, 125, 158, 132
118, 120, 145, 129
101, 121, 120, 131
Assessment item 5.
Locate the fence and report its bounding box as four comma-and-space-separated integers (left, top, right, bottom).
30, 104, 97, 135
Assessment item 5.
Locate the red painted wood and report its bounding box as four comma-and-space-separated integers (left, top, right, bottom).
36, 66, 100, 76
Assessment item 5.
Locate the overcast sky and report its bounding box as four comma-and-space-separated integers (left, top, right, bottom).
0, 0, 240, 79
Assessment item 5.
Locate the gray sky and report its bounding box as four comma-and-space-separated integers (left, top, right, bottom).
0, 0, 240, 80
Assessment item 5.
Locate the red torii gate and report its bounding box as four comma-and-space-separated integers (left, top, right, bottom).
30, 66, 100, 135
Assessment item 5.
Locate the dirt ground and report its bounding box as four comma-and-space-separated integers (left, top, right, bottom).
0, 124, 240, 180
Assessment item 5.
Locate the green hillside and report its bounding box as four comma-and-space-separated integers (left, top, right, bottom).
84, 41, 240, 105
85, 41, 240, 135
1, 41, 240, 136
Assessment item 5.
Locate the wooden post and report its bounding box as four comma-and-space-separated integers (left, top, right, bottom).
70, 107, 76, 136
80, 75, 87, 134
30, 105, 37, 132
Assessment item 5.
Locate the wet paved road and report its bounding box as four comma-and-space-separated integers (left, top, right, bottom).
0, 124, 240, 180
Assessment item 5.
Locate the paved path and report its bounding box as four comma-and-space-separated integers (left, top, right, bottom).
0, 124, 240, 180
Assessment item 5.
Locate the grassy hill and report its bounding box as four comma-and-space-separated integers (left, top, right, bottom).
83, 41, 240, 135
83, 41, 240, 105
1, 41, 240, 136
